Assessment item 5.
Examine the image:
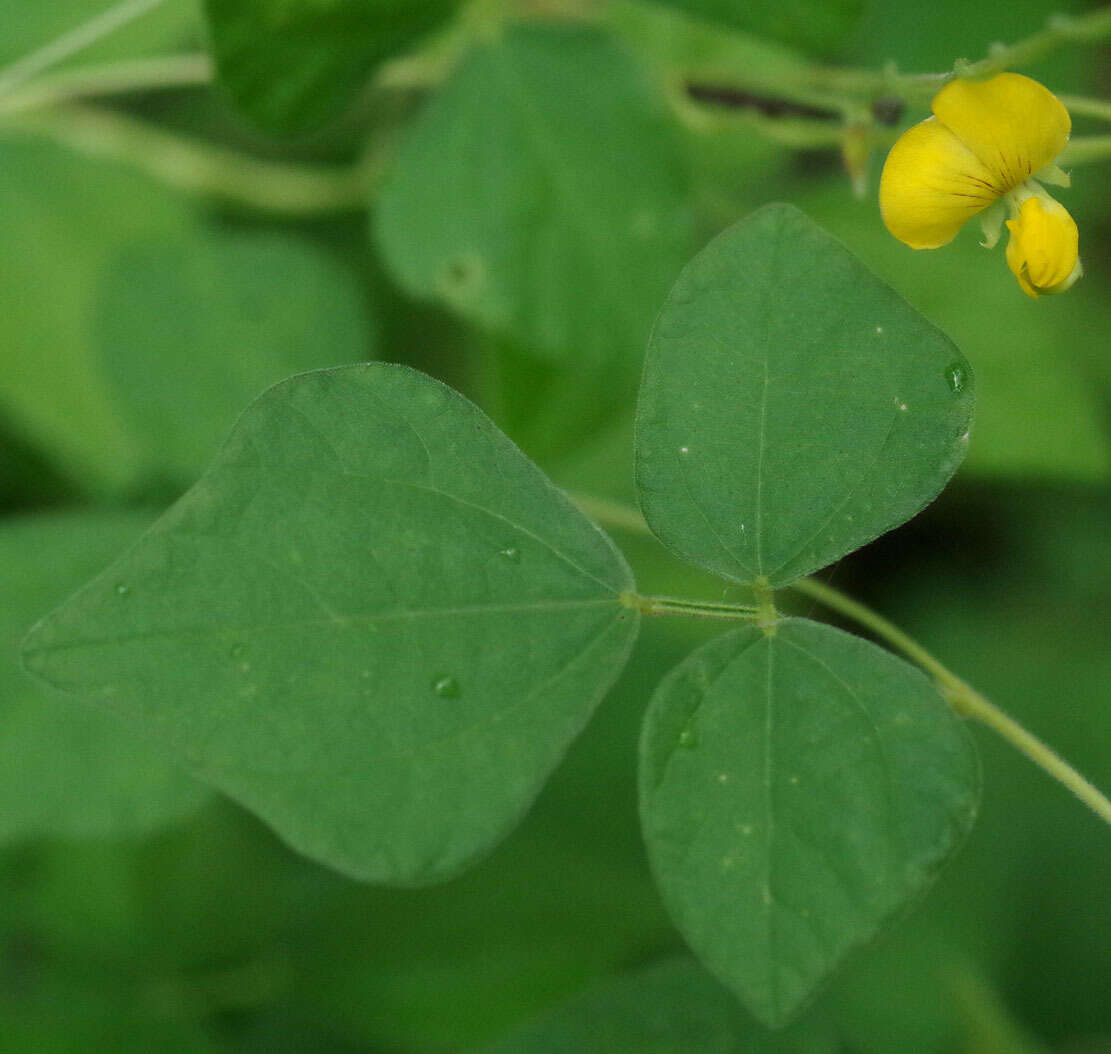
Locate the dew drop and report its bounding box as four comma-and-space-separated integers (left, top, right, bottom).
944, 362, 968, 393
498, 546, 521, 563
114, 583, 130, 597
432, 675, 461, 698
678, 727, 698, 749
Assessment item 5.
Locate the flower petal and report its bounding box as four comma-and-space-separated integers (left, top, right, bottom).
1004, 195, 1080, 298
932, 73, 1070, 194
879, 116, 1000, 249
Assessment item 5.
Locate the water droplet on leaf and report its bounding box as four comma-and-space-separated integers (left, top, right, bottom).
678, 728, 698, 748
114, 583, 130, 597
432, 675, 461, 698
944, 362, 968, 393
499, 546, 521, 563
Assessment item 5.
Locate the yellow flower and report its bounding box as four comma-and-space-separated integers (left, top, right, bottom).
1005, 195, 1082, 297
879, 72, 1081, 297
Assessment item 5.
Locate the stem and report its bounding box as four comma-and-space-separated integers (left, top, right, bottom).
0, 54, 212, 116
572, 493, 1111, 828
3, 103, 376, 215
1059, 134, 1111, 166
623, 592, 761, 622
956, 8, 1111, 80
1058, 94, 1111, 123
0, 0, 170, 97
791, 577, 1111, 827
789, 577, 963, 692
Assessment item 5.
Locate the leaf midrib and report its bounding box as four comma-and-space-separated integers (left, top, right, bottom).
27, 597, 621, 657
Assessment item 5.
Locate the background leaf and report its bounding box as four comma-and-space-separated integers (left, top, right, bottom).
636, 203, 974, 588
653, 0, 864, 56
22, 364, 639, 884
482, 956, 839, 1053
375, 23, 692, 368
0, 0, 202, 74
94, 229, 376, 488
639, 618, 980, 1027
0, 138, 376, 494
202, 0, 459, 134
0, 511, 205, 844
0, 139, 192, 490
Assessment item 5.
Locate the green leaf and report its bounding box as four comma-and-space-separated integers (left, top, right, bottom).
95, 229, 376, 487
0, 139, 192, 490
653, 0, 863, 55
375, 23, 692, 366
0, 139, 375, 493
639, 618, 980, 1028
0, 511, 206, 844
23, 364, 639, 884
792, 181, 1110, 482
0, 0, 201, 74
636, 204, 974, 589
483, 956, 839, 1053
202, 0, 459, 135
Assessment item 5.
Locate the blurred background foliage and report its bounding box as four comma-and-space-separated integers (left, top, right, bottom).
0, 0, 1109, 1050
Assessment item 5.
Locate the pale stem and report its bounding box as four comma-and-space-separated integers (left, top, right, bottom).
0, 0, 1108, 211
0, 0, 171, 97
0, 54, 213, 116
1059, 135, 1111, 166
791, 576, 1111, 828
572, 492, 1111, 828
5, 103, 376, 215
956, 8, 1111, 80
623, 593, 760, 622
1058, 94, 1111, 123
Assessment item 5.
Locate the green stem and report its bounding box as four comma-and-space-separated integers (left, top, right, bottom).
788, 577, 963, 692
1, 0, 1107, 217
1058, 93, 1111, 123
0, 0, 170, 97
817, 6, 1111, 100
573, 492, 1111, 828
0, 54, 212, 116
623, 592, 760, 622
1059, 134, 1111, 166
956, 8, 1111, 80
791, 577, 1111, 827
2, 102, 376, 214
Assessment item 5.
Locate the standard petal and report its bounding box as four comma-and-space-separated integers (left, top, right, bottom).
879, 116, 1001, 249
1004, 195, 1080, 298
932, 73, 1070, 193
